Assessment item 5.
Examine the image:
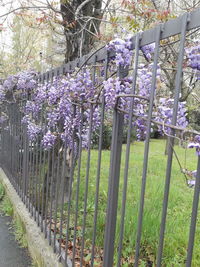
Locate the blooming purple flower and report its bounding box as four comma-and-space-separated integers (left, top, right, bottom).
0, 114, 7, 124
25, 101, 40, 116
187, 180, 196, 187
141, 43, 155, 60
17, 71, 37, 91
188, 142, 200, 149
155, 98, 188, 135
27, 122, 41, 141
3, 75, 17, 91
42, 131, 57, 149
186, 42, 200, 79
188, 135, 200, 156
106, 37, 133, 67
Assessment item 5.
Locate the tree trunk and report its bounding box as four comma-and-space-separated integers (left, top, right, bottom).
60, 0, 103, 62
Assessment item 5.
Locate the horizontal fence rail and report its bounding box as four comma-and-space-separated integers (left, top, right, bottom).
38, 8, 200, 81
1, 7, 200, 267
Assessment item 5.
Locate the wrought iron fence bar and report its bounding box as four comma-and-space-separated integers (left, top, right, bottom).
31, 141, 36, 217
80, 55, 97, 266
10, 107, 14, 177
25, 129, 30, 204
19, 118, 24, 199
16, 107, 21, 194
22, 125, 28, 204
90, 51, 109, 267
52, 70, 55, 80
41, 74, 44, 84
64, 105, 76, 266
117, 32, 141, 267
186, 156, 200, 267
25, 136, 30, 208
58, 146, 68, 258
72, 108, 84, 266
103, 106, 124, 267
34, 138, 39, 221
156, 13, 189, 267
60, 66, 64, 75
45, 72, 48, 82
48, 144, 55, 245
49, 70, 53, 82
27, 141, 33, 211
29, 141, 33, 213
44, 150, 51, 238
103, 64, 128, 266
57, 67, 60, 76
37, 140, 43, 226
134, 24, 163, 267
7, 121, 11, 180
53, 138, 61, 253
40, 150, 47, 233
16, 109, 21, 195
80, 103, 94, 267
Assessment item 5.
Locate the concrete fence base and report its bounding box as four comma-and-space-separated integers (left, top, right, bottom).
0, 168, 63, 267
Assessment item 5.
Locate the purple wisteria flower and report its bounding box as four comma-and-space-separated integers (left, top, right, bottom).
106, 36, 133, 67
25, 101, 40, 115
22, 115, 30, 124
188, 135, 200, 156
3, 75, 17, 91
0, 114, 7, 124
17, 71, 37, 91
155, 98, 188, 135
104, 77, 131, 109
47, 110, 59, 127
42, 131, 57, 149
186, 42, 200, 80
27, 122, 41, 141
1, 70, 37, 104
187, 179, 196, 187
34, 84, 47, 104
141, 43, 155, 60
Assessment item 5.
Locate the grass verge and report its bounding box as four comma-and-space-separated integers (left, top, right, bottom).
66, 139, 200, 266
0, 182, 27, 248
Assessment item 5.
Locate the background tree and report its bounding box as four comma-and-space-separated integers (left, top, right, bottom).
0, 0, 112, 64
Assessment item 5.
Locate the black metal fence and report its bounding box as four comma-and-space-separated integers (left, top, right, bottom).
1, 8, 200, 267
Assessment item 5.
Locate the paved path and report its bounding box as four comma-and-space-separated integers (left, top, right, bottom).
0, 215, 32, 267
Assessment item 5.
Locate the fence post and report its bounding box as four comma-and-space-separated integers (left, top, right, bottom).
103, 66, 127, 267
103, 108, 124, 267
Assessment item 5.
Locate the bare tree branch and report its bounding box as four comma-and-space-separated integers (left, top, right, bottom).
75, 0, 92, 19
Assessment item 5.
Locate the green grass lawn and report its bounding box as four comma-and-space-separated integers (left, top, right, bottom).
68, 139, 200, 266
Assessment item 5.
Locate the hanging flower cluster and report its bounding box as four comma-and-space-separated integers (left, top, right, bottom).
2, 71, 37, 98
185, 41, 200, 80
188, 135, 200, 156
155, 98, 188, 135
106, 35, 133, 66
186, 41, 200, 155
0, 68, 103, 150
104, 38, 189, 141
141, 43, 155, 60
24, 69, 101, 149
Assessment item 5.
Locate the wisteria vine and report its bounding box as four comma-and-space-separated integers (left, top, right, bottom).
0, 36, 199, 159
